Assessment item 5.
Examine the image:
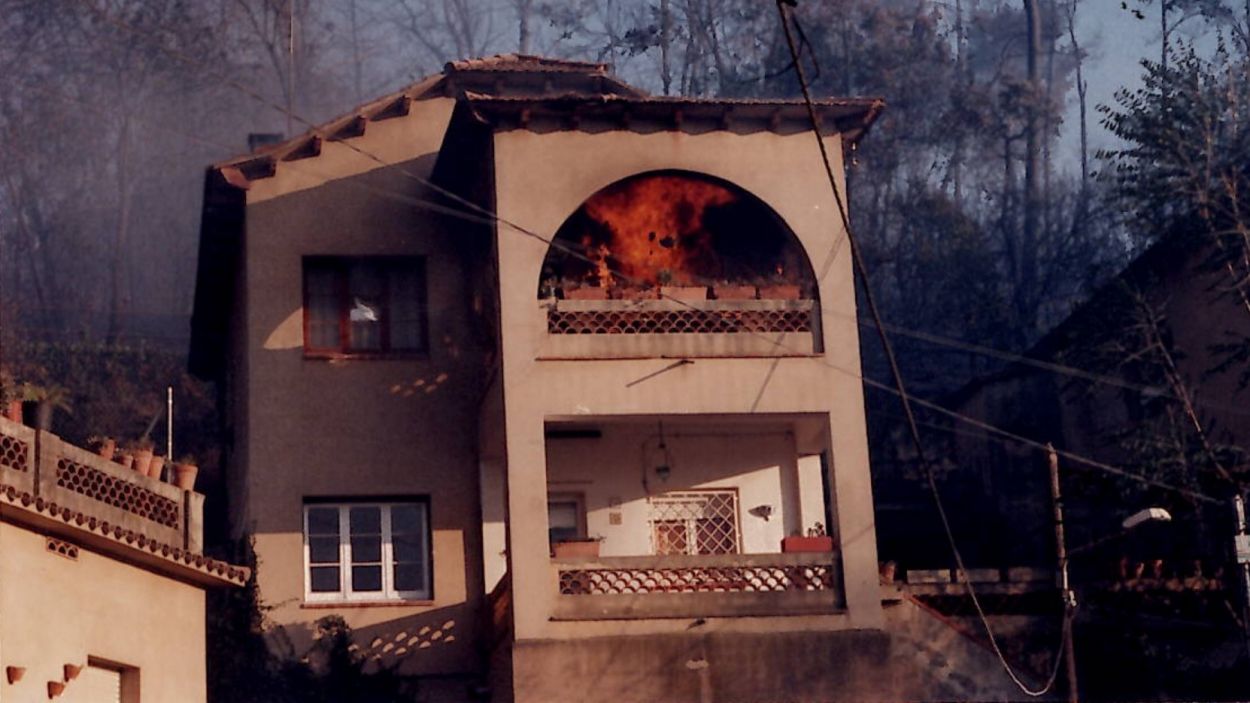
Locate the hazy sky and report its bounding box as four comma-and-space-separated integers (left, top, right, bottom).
1068, 2, 1215, 163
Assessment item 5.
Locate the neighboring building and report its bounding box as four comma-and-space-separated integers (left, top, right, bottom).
942, 233, 1250, 563
189, 55, 1033, 702
0, 415, 246, 702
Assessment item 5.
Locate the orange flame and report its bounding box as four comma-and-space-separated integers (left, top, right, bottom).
582, 175, 736, 286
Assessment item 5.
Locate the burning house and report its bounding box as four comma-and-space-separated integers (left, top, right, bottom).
190, 55, 1023, 702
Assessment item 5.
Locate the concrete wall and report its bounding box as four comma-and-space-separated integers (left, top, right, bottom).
507, 596, 1040, 703
237, 97, 489, 676
491, 127, 882, 640
0, 522, 206, 702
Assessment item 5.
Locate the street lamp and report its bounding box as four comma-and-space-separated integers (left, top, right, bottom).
1049, 444, 1172, 703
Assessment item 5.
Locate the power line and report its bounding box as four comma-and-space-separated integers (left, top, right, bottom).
775, 1, 1065, 697
71, 0, 1223, 530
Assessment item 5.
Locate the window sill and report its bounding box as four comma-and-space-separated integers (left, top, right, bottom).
301, 599, 436, 609
303, 351, 429, 362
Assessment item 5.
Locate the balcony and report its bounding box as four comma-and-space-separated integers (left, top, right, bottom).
552, 552, 842, 619
0, 416, 203, 555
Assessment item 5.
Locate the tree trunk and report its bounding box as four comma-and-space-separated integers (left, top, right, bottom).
516, 0, 532, 54
660, 0, 672, 95
1021, 0, 1043, 337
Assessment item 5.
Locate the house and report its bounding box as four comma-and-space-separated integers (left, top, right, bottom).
939, 233, 1250, 564
189, 55, 1037, 702
919, 233, 1250, 698
0, 414, 246, 702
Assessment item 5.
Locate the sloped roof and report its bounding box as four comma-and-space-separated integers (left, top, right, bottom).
212, 54, 882, 189
459, 91, 884, 140
214, 54, 645, 184
445, 54, 612, 73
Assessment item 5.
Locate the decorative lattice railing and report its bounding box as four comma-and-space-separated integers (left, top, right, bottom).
0, 430, 33, 474
546, 299, 814, 336
55, 456, 181, 528
559, 561, 836, 595
550, 554, 843, 619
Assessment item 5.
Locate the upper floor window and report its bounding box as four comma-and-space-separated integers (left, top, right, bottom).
304, 500, 432, 602
303, 257, 427, 356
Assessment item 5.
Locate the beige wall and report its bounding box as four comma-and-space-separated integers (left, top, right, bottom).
0, 523, 206, 702
491, 127, 882, 638
237, 97, 488, 675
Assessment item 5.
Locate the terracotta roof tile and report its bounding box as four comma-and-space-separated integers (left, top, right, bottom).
445, 54, 610, 74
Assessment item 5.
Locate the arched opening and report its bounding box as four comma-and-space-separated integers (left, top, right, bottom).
537, 171, 817, 300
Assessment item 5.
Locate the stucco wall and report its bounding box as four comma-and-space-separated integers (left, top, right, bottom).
490, 127, 882, 638
0, 523, 207, 702
237, 97, 488, 676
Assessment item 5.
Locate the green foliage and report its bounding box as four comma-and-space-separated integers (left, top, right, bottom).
1100, 42, 1250, 250
207, 537, 419, 703
5, 340, 215, 458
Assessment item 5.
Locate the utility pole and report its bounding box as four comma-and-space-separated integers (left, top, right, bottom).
1048, 444, 1079, 703
1232, 494, 1250, 638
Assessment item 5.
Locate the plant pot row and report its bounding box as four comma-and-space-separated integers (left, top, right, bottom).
561, 284, 804, 301
91, 438, 198, 491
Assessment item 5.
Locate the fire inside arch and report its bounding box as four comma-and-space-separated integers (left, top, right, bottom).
537, 171, 816, 299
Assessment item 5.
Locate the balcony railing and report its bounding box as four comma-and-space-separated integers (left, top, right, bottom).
551, 553, 843, 620
539, 299, 821, 359
0, 416, 203, 553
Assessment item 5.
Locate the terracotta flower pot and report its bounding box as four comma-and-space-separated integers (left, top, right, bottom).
759, 284, 801, 300
5, 666, 23, 684
564, 286, 609, 300
48, 681, 65, 698
116, 453, 135, 471
552, 539, 601, 559
713, 285, 757, 300
96, 438, 116, 461
3, 400, 20, 423
133, 448, 153, 476
660, 285, 708, 301
780, 535, 835, 553
614, 286, 658, 300
173, 462, 199, 491
147, 455, 165, 480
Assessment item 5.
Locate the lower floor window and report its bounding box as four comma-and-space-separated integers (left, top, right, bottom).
304, 500, 431, 602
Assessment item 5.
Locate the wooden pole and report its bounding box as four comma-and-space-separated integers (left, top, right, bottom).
1048, 444, 1079, 703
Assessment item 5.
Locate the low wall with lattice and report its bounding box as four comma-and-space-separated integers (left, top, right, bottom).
0, 416, 203, 552
539, 299, 820, 359
551, 553, 842, 619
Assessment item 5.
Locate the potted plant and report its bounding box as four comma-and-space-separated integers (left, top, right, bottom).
0, 370, 20, 423
564, 285, 609, 300
20, 383, 71, 431
115, 444, 135, 471
781, 523, 836, 553
758, 284, 801, 300
713, 283, 757, 300
552, 536, 602, 559
89, 435, 117, 461
147, 453, 166, 480
172, 455, 199, 490
130, 438, 155, 476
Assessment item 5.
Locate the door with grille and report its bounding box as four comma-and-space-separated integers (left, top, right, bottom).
649, 490, 741, 555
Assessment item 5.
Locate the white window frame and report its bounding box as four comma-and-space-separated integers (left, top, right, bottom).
303, 501, 432, 603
